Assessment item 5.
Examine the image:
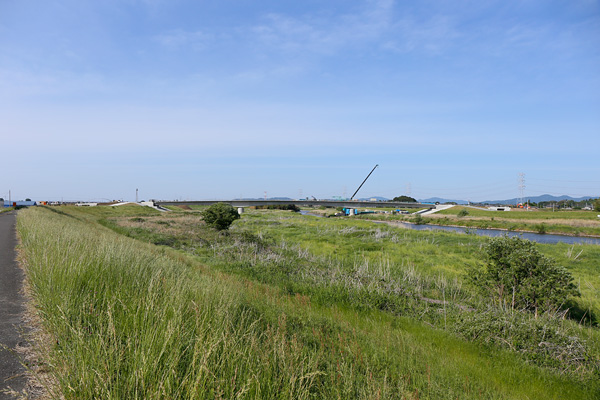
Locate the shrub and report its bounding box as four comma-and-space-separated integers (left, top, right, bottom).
469, 236, 579, 316
535, 223, 547, 234
413, 214, 424, 225
201, 203, 240, 231
457, 209, 469, 217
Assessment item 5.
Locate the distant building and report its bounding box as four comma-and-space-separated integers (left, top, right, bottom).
488, 206, 511, 211
3, 200, 36, 207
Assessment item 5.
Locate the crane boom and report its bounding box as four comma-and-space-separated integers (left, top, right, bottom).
350, 164, 379, 200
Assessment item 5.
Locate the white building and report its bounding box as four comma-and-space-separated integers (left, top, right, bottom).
488, 206, 511, 211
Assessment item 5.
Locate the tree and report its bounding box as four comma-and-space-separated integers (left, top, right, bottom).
469, 236, 579, 316
594, 198, 600, 212
201, 203, 240, 231
392, 195, 417, 202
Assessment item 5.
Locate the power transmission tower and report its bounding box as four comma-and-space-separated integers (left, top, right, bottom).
518, 173, 526, 206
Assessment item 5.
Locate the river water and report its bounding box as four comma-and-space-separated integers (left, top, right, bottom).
375, 221, 600, 246
299, 211, 600, 245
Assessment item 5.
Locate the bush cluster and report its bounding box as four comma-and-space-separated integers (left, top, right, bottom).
201, 203, 241, 231
468, 236, 579, 316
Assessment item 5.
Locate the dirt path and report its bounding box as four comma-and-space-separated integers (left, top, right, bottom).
0, 211, 27, 399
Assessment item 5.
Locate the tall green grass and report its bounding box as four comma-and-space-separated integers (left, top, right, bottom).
19, 208, 367, 398
17, 207, 600, 399
109, 210, 599, 374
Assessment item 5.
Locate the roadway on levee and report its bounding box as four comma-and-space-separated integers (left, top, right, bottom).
0, 211, 27, 399
156, 199, 431, 209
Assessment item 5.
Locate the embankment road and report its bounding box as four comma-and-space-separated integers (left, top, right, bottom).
0, 211, 27, 399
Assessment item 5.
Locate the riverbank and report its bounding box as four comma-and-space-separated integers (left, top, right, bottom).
356, 206, 600, 238
367, 219, 600, 246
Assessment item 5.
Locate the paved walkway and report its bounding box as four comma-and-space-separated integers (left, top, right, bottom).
0, 211, 27, 399
419, 204, 455, 215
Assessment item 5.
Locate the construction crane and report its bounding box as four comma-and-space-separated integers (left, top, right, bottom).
350, 164, 379, 200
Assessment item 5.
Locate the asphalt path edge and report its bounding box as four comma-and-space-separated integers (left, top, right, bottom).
0, 211, 46, 399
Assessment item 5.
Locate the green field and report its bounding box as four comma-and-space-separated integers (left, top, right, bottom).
357, 206, 600, 237
16, 205, 600, 399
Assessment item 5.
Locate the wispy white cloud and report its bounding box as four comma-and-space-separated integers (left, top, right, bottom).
0, 68, 111, 100
383, 14, 460, 55
248, 0, 464, 58
249, 0, 394, 55
154, 29, 214, 50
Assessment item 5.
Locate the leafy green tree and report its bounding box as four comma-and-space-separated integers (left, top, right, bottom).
392, 195, 417, 202
469, 236, 579, 316
594, 198, 600, 212
201, 203, 240, 231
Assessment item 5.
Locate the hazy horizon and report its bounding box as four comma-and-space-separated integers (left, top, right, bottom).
1, 1, 599, 202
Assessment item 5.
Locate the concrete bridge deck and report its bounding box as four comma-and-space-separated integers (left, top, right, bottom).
155, 199, 431, 209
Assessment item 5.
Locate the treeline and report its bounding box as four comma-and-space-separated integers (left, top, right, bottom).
253, 204, 301, 212
535, 198, 599, 210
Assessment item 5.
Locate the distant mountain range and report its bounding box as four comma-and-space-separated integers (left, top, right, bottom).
235, 194, 596, 205
419, 194, 596, 205
417, 197, 469, 205
479, 194, 596, 205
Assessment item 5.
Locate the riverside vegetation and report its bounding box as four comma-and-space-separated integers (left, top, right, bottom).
16, 205, 600, 399
357, 206, 600, 237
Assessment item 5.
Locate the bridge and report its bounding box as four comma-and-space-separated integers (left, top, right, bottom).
155, 199, 431, 209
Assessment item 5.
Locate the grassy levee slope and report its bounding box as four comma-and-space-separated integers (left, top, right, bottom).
17, 206, 599, 399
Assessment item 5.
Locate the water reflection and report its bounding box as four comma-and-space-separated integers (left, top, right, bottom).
381, 221, 600, 245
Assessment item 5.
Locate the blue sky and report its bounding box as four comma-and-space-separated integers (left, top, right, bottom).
1, 0, 599, 202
